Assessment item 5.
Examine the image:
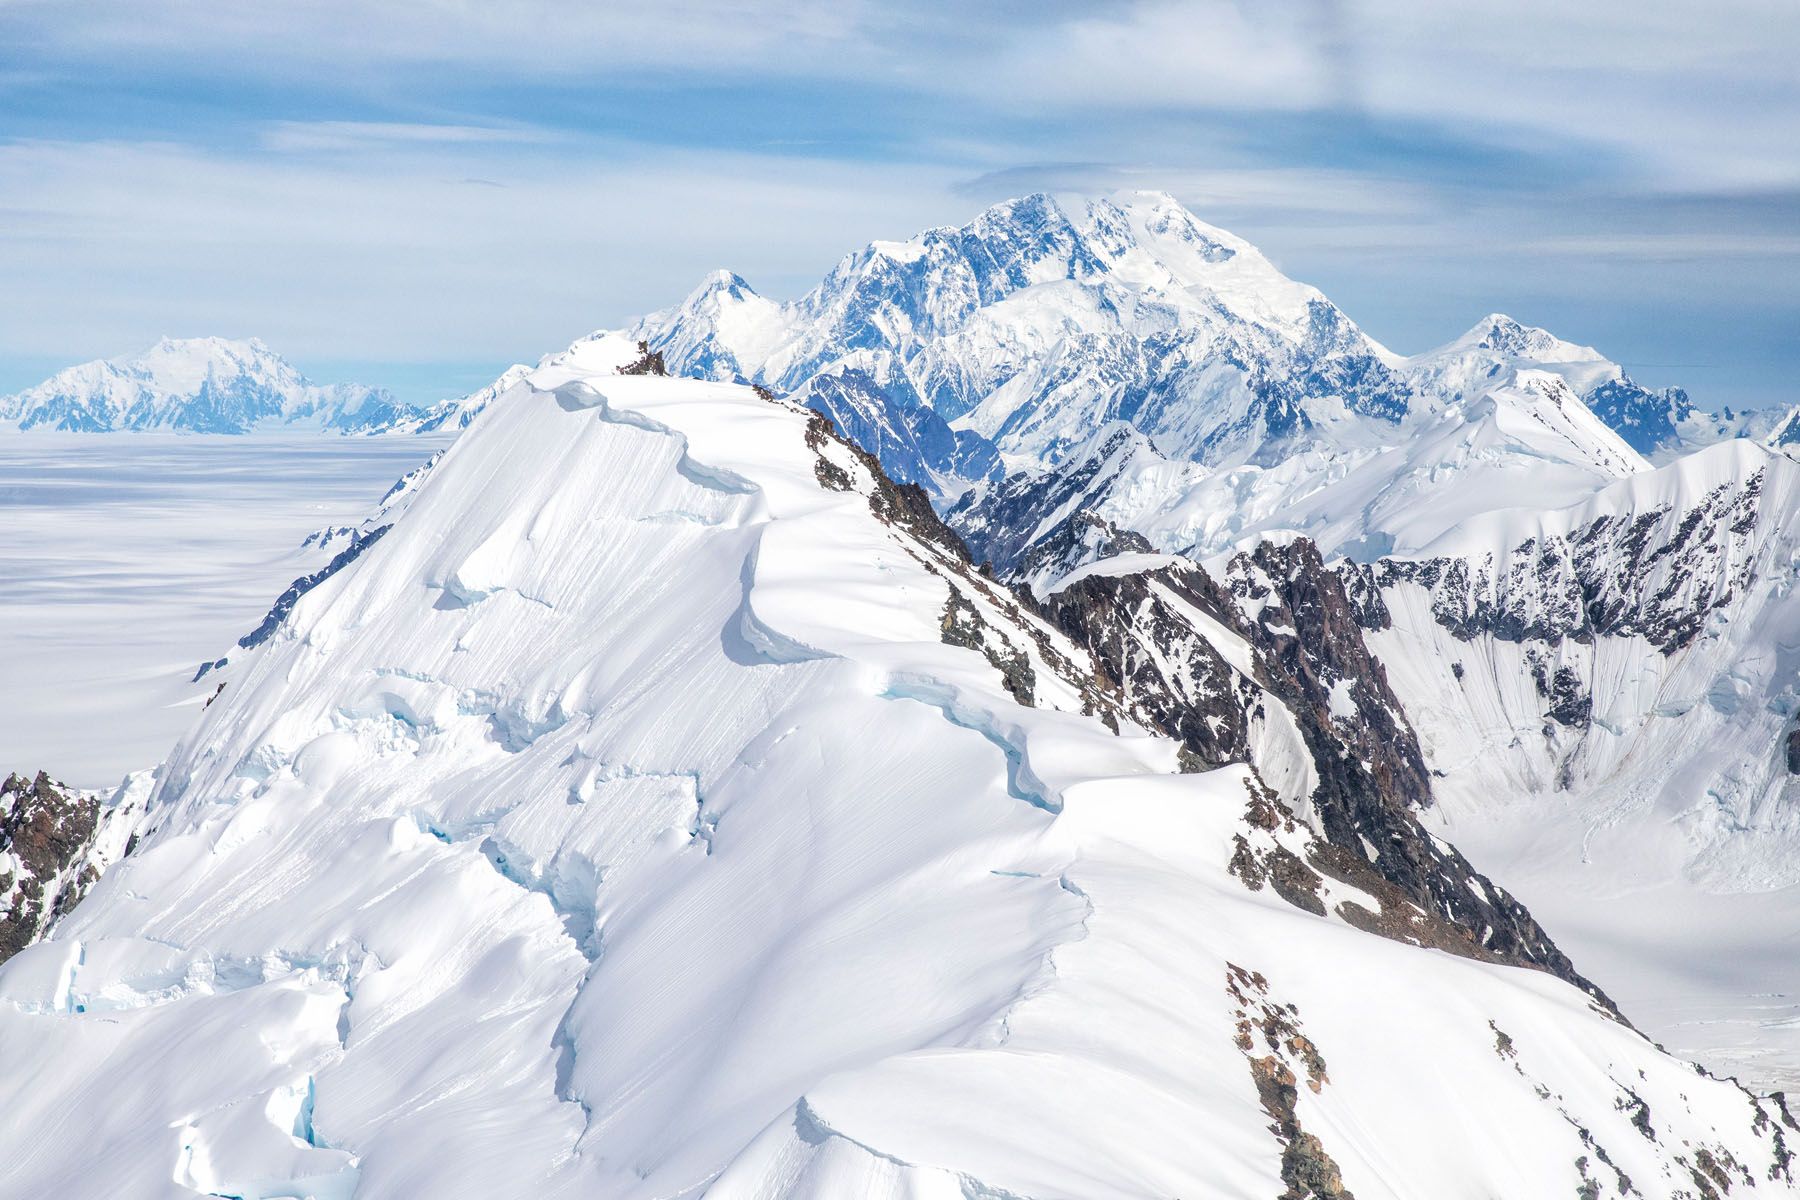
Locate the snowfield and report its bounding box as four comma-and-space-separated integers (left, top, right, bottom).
0, 433, 452, 787
3, 336, 1792, 1198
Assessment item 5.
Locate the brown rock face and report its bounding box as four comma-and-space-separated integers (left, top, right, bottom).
0, 771, 102, 964
1040, 538, 1614, 1010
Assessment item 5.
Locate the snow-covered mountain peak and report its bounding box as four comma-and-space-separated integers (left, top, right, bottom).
635, 191, 1414, 481
1452, 313, 1606, 364
1069, 190, 1352, 342
1489, 368, 1651, 476
0, 336, 422, 434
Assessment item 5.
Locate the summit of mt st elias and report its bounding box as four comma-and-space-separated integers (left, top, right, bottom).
3, 195, 1798, 1199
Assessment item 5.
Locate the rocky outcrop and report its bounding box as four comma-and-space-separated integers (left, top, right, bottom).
948, 425, 1147, 575
229, 524, 392, 658
1, 772, 101, 963
1352, 472, 1763, 656
0, 770, 152, 967
1037, 536, 1611, 1006
1012, 510, 1155, 596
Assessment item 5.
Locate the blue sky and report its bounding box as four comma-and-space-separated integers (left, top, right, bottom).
1, 0, 1795, 408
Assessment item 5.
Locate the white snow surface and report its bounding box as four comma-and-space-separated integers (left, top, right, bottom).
1367, 438, 1800, 1086
2, 336, 1791, 1198
0, 433, 454, 788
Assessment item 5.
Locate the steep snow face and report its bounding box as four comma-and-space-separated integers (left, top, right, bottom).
1351, 440, 1800, 1083
952, 363, 1650, 575
2, 334, 1792, 1198
1362, 440, 1800, 885
635, 191, 1414, 482
0, 338, 423, 434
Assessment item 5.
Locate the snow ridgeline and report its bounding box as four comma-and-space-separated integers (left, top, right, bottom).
0, 336, 1793, 1198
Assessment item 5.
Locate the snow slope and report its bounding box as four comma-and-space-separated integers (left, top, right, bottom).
0, 338, 422, 434
2, 334, 1791, 1198
1353, 440, 1800, 1084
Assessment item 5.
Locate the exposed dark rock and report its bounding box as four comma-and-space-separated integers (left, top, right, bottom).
1528, 651, 1593, 729
1040, 561, 1260, 768
1227, 963, 1354, 1200
941, 583, 1037, 707
236, 524, 391, 652
1012, 510, 1153, 593
1038, 538, 1612, 1007
1363, 472, 1763, 657
806, 411, 973, 567
617, 340, 668, 377
948, 425, 1145, 575
0, 771, 101, 964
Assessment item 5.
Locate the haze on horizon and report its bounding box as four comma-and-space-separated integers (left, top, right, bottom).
2, 0, 1795, 410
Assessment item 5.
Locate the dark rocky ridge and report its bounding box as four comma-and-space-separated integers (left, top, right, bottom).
0, 771, 103, 963
1037, 539, 1609, 1006
797, 383, 1613, 1004
1345, 472, 1763, 657
947, 425, 1144, 575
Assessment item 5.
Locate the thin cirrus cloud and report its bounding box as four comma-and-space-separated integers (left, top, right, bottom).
258, 121, 559, 154
0, 0, 1794, 407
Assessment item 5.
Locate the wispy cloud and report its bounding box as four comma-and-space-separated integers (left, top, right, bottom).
0, 136, 964, 366
260, 121, 556, 154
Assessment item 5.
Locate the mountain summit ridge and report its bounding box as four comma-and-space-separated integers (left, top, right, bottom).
3, 334, 1792, 1196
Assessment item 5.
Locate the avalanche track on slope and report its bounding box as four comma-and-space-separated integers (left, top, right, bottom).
1, 336, 1792, 1199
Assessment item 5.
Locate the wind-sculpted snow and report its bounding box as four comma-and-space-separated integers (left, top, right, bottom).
3, 334, 1793, 1197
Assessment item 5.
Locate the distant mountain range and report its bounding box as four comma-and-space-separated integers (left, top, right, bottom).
0, 337, 534, 436
0, 337, 414, 434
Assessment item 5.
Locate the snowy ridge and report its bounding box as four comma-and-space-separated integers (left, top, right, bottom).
0, 337, 428, 434
1, 334, 1792, 1197
384, 363, 535, 433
